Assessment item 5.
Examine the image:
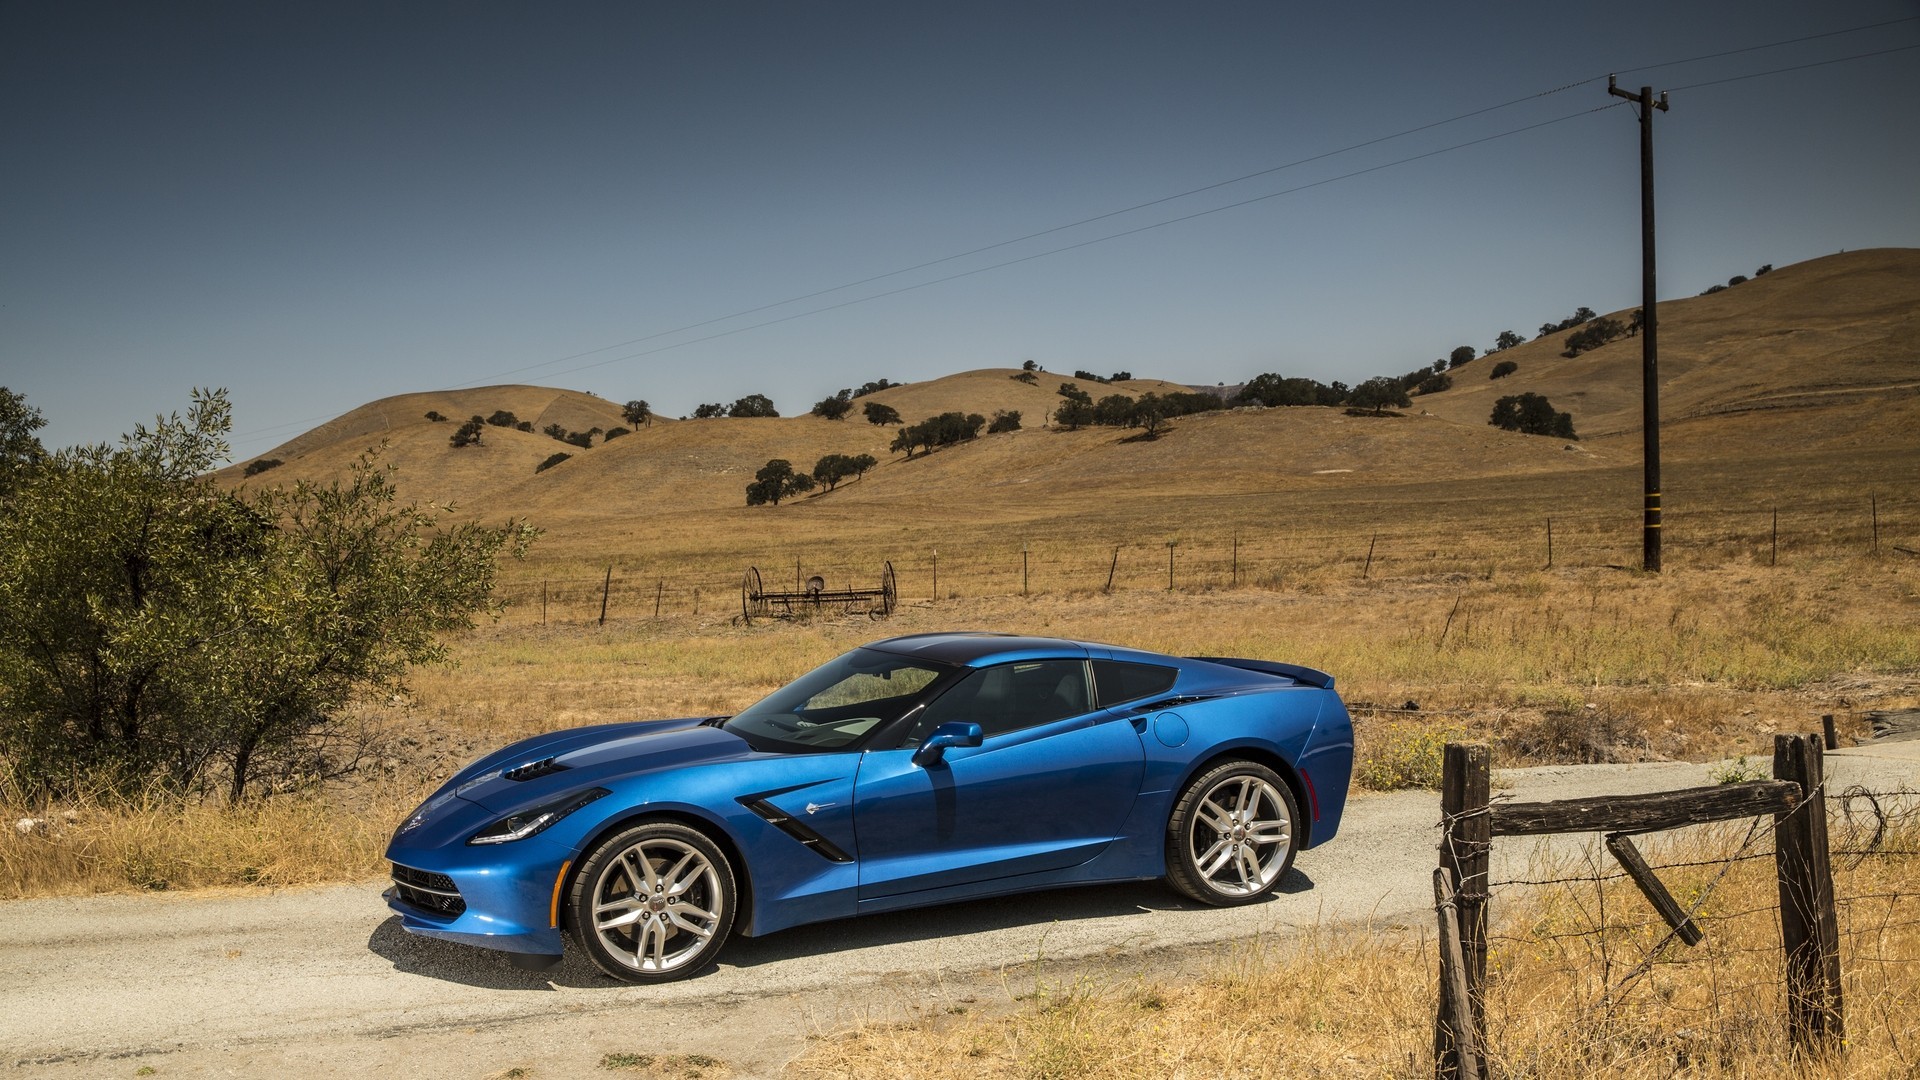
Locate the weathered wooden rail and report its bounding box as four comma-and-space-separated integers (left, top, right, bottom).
1434, 733, 1843, 1080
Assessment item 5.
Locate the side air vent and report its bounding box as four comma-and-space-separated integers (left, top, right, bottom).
1130, 695, 1212, 714
503, 756, 569, 782
739, 797, 853, 863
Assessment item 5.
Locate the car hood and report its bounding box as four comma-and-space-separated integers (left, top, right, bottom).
450, 717, 758, 813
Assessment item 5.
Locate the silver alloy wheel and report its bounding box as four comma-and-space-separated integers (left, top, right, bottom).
590, 836, 726, 974
1187, 773, 1293, 897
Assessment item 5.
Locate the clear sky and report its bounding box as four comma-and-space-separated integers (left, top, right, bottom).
4, 1, 1917, 460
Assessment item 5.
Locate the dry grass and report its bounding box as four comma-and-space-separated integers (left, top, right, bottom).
0, 763, 432, 898
2, 548, 1913, 898
789, 820, 1920, 1079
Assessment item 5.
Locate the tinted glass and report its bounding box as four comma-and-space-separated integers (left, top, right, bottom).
727, 648, 951, 752
898, 659, 1090, 745
1091, 660, 1179, 708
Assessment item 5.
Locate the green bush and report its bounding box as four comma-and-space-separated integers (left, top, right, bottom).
1355, 722, 1462, 791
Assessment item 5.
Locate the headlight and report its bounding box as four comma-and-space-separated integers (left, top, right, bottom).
467, 788, 610, 846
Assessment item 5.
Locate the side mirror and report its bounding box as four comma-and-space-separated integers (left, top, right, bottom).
912, 721, 983, 767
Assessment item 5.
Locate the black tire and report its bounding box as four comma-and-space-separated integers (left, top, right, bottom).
568, 821, 737, 983
1164, 760, 1301, 906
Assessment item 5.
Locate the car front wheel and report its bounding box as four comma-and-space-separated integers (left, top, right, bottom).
1164, 760, 1300, 905
569, 821, 737, 982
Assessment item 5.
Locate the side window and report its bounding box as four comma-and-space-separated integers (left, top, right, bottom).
1091, 660, 1178, 709
898, 660, 1090, 746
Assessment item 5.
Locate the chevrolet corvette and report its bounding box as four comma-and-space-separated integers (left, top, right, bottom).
384, 632, 1353, 982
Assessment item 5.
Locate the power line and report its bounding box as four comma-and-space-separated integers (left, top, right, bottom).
432, 80, 1606, 393
525, 103, 1627, 386
1613, 15, 1919, 78
1665, 42, 1920, 93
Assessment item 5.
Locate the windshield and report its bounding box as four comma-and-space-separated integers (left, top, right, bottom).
725, 648, 953, 752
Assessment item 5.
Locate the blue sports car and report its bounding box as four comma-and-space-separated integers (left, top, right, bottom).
384, 632, 1353, 982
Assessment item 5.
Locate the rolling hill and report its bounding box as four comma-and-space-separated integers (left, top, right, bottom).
220, 248, 1919, 564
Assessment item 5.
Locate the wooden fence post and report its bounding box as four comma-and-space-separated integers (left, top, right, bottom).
598, 567, 612, 626
1436, 743, 1491, 1076
1773, 733, 1844, 1051
1363, 534, 1377, 580
1434, 867, 1484, 1080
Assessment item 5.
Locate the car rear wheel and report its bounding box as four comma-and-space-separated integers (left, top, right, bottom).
1164, 760, 1300, 905
569, 821, 736, 983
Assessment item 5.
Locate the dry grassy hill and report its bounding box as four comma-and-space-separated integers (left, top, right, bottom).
221, 249, 1918, 569
1418, 248, 1920, 457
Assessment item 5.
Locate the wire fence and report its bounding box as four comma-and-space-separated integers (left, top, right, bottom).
1457, 780, 1920, 1073
493, 489, 1916, 625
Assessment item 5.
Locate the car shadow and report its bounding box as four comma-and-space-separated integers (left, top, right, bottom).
368, 867, 1315, 990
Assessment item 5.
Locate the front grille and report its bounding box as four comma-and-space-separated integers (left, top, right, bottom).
391, 863, 467, 918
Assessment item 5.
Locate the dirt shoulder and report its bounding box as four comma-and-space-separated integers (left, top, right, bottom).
5, 750, 1914, 1079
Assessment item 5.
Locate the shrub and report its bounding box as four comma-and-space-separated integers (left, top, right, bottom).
1109, 370, 1132, 382
988, 410, 1021, 434
1072, 370, 1109, 384
862, 401, 901, 426
485, 410, 518, 428
1232, 374, 1346, 408
1486, 330, 1524, 354
728, 394, 779, 418
602, 426, 631, 441
1009, 371, 1038, 384
1447, 345, 1476, 369
450, 417, 486, 448
1562, 316, 1625, 358
243, 458, 283, 477
1700, 283, 1727, 296
1057, 382, 1093, 405
1053, 400, 1093, 429
1413, 373, 1452, 396
889, 412, 985, 458
1490, 392, 1577, 439
535, 452, 570, 473
1754, 263, 1772, 276
1536, 306, 1596, 338
515, 421, 532, 432
811, 452, 875, 490
423, 411, 446, 422
853, 379, 900, 398
563, 431, 593, 449
810, 391, 853, 420
1489, 360, 1518, 380
690, 403, 725, 419
744, 459, 814, 505
1728, 274, 1748, 287
1355, 723, 1461, 790
0, 390, 535, 803
1347, 377, 1410, 415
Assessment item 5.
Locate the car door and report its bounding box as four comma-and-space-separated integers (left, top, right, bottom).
851, 658, 1146, 901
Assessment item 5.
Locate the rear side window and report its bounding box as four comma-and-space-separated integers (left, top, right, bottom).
1092, 660, 1178, 708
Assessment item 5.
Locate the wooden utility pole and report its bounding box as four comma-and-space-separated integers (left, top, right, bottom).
1610, 76, 1669, 573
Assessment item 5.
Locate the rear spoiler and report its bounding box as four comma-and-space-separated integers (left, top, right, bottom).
1188, 656, 1335, 690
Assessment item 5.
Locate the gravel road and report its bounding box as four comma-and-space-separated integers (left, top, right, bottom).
5, 747, 1914, 1079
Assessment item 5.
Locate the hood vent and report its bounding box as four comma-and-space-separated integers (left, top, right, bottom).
503, 756, 570, 782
